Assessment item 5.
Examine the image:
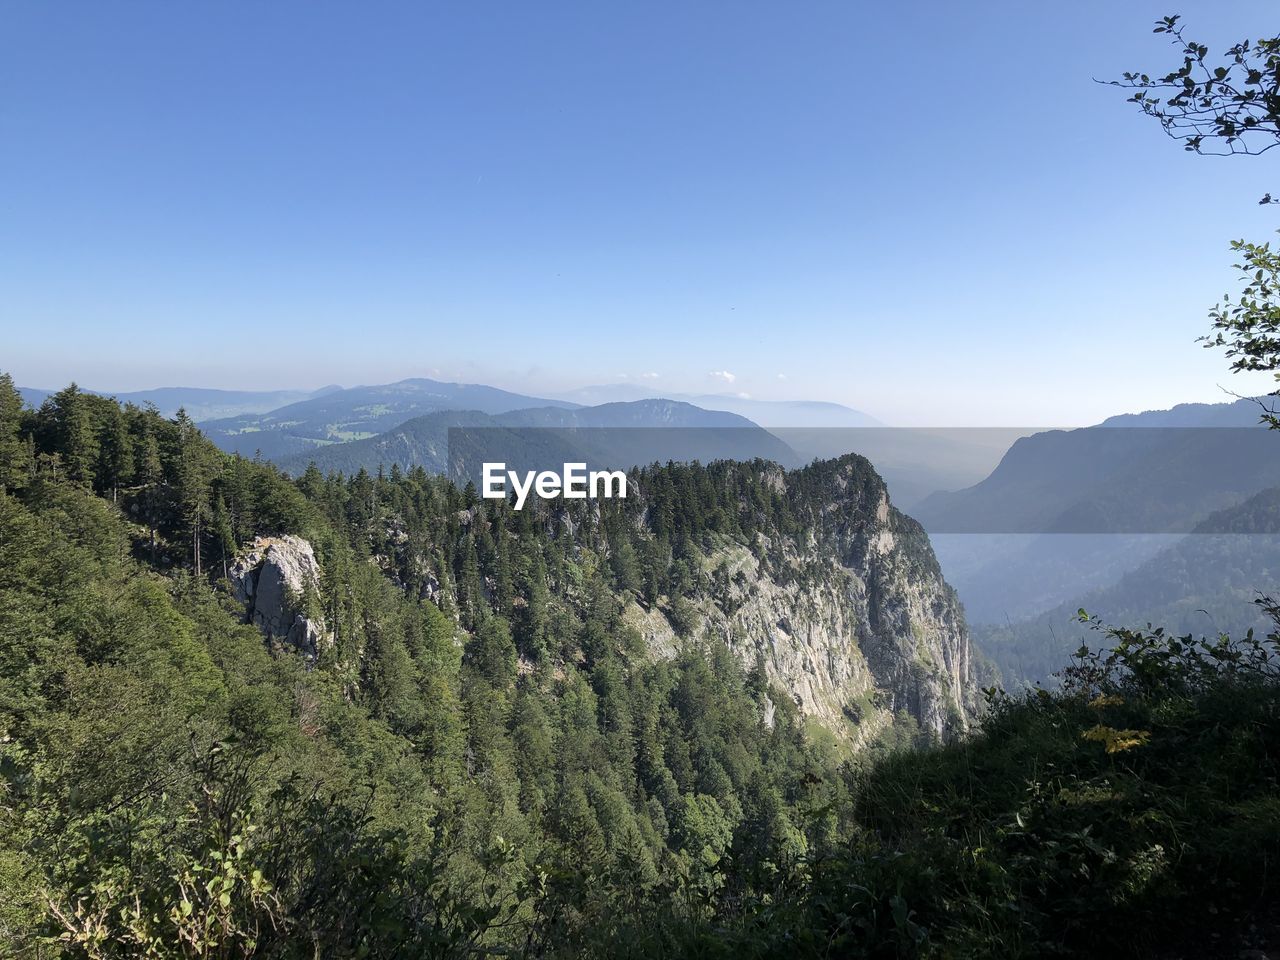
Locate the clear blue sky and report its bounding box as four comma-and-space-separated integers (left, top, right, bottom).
2, 1, 1277, 425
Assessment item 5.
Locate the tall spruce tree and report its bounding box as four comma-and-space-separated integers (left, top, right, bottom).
43, 383, 99, 487
0, 373, 31, 493
175, 408, 213, 576
98, 400, 135, 502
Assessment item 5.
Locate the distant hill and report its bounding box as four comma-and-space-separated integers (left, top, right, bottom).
277, 399, 800, 477
556, 384, 882, 427
1099, 396, 1274, 427
201, 378, 580, 459
913, 421, 1280, 534
931, 532, 1182, 625
975, 487, 1280, 687
775, 427, 1035, 510
919, 397, 1280, 631
274, 409, 584, 480
18, 385, 336, 421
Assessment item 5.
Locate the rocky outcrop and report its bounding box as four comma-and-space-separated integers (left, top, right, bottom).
621, 457, 974, 742
362, 452, 974, 745
229, 535, 329, 661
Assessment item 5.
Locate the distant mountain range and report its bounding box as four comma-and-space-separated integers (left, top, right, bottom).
1099, 397, 1276, 427
16, 376, 846, 480
976, 487, 1280, 687
912, 399, 1280, 535
914, 397, 1280, 686
276, 399, 799, 478
199, 379, 580, 459
554, 383, 883, 428
17, 385, 339, 421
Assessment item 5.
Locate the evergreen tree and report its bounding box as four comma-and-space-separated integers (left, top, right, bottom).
517, 553, 551, 662
464, 614, 517, 687
0, 373, 31, 493
175, 408, 213, 575
42, 383, 99, 487
98, 400, 135, 502
135, 418, 165, 562
510, 683, 555, 817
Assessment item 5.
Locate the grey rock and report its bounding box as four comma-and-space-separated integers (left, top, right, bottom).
229, 535, 329, 661
621, 459, 974, 745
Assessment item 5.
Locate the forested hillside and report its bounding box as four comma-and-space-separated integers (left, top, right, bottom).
4, 376, 1280, 958
976, 488, 1280, 686
0, 377, 957, 954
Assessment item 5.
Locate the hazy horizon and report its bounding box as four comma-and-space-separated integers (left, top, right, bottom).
11, 368, 1271, 430
4, 1, 1278, 425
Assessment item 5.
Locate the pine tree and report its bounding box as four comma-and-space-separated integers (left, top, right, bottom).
134, 420, 165, 562
510, 684, 555, 817
175, 409, 213, 576
492, 530, 515, 615
464, 615, 517, 687
517, 554, 550, 662
137, 421, 164, 486
44, 384, 99, 488
457, 537, 484, 629
553, 779, 606, 867
609, 533, 641, 595
0, 373, 31, 493
98, 401, 135, 502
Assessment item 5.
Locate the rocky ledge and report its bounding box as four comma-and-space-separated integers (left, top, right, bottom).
229, 534, 329, 661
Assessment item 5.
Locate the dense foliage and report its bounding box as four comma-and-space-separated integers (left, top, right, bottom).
679, 613, 1280, 957
0, 376, 850, 958
3, 375, 1279, 958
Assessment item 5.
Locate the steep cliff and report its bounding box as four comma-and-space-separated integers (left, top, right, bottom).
620, 456, 973, 741
363, 453, 976, 744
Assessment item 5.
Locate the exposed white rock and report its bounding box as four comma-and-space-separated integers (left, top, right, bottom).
229, 535, 329, 661
621, 458, 972, 742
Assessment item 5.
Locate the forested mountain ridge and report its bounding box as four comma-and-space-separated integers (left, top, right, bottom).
291, 415, 970, 741
606, 456, 973, 740
200, 377, 580, 459
0, 375, 976, 955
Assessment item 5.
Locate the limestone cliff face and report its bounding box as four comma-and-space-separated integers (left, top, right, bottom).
229, 535, 328, 661
622, 457, 973, 741
360, 452, 974, 744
